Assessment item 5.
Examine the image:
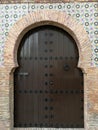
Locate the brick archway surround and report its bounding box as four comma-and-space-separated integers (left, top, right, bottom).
0, 10, 98, 130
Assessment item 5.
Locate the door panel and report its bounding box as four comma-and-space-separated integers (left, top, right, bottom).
14, 25, 84, 128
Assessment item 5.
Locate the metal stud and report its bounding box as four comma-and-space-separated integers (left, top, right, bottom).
60, 124, 64, 127
45, 98, 48, 102
76, 124, 79, 127
50, 115, 54, 118
50, 41, 53, 44
70, 124, 74, 128
40, 123, 43, 127
45, 65, 48, 68
75, 90, 79, 93
81, 107, 83, 110
50, 65, 53, 68
65, 57, 68, 59
70, 56, 73, 59
45, 90, 48, 93
29, 90, 33, 93
50, 73, 53, 76
24, 123, 27, 127
45, 106, 48, 110
65, 90, 68, 93
49, 49, 53, 52
49, 56, 53, 60
81, 115, 84, 119
34, 90, 38, 93
45, 123, 48, 127
50, 98, 53, 102
64, 64, 70, 71
81, 81, 83, 86
45, 115, 48, 118
35, 57, 37, 60
40, 57, 43, 60
19, 90, 22, 93
80, 90, 84, 93
35, 123, 37, 127
55, 90, 58, 93
24, 90, 27, 93
50, 106, 53, 110
50, 81, 54, 85
60, 56, 63, 59
45, 82, 48, 85
29, 123, 32, 126
45, 73, 48, 77
70, 90, 74, 94
39, 90, 43, 93
55, 123, 59, 128
65, 124, 69, 128
44, 49, 48, 53
50, 90, 53, 93
45, 57, 48, 60
50, 33, 53, 36
45, 41, 48, 44
55, 57, 58, 60
60, 90, 63, 93
50, 124, 53, 127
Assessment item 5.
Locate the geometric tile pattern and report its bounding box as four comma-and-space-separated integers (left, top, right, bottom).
0, 0, 98, 3
0, 2, 98, 66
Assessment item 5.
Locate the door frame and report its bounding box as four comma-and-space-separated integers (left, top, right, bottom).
1, 10, 96, 130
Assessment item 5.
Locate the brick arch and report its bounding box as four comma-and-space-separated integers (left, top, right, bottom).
4, 10, 91, 71
2, 10, 95, 130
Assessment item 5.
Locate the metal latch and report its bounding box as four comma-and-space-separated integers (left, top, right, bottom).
18, 72, 29, 76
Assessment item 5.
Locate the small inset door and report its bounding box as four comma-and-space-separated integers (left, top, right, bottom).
14, 25, 84, 128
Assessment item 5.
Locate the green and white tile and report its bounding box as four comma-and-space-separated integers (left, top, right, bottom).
0, 2, 98, 66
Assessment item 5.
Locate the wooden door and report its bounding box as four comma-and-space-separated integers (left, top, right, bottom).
14, 25, 84, 128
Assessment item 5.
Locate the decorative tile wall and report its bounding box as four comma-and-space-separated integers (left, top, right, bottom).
0, 3, 98, 66
0, 0, 98, 4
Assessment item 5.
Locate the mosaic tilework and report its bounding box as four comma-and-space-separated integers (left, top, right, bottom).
0, 3, 98, 66
0, 0, 98, 4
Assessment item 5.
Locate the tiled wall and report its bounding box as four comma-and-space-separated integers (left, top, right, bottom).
0, 0, 98, 3
0, 2, 98, 66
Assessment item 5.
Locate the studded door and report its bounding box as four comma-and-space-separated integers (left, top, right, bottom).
14, 25, 84, 128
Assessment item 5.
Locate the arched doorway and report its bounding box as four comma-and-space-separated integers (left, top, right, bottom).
14, 25, 84, 128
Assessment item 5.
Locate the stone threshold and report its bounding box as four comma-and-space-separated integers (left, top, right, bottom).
14, 128, 85, 130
